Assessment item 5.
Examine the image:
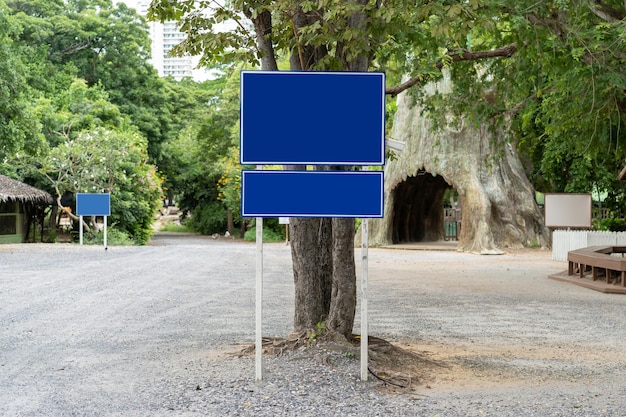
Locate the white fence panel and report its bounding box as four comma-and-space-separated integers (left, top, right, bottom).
616, 233, 626, 246
587, 231, 617, 246
552, 230, 587, 261
552, 230, 626, 261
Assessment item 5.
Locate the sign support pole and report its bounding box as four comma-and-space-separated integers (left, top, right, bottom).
79, 215, 84, 245
255, 165, 264, 382
360, 218, 369, 380
361, 167, 370, 381
104, 216, 108, 250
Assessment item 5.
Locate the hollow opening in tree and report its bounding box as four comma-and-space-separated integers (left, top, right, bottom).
391, 170, 459, 243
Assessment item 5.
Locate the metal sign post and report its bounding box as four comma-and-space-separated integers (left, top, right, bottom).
361, 165, 370, 381
79, 215, 84, 245
255, 164, 264, 381
361, 217, 369, 380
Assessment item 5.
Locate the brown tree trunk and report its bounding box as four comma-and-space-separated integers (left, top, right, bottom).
326, 218, 356, 338
226, 209, 234, 235
244, 7, 278, 71
290, 218, 331, 331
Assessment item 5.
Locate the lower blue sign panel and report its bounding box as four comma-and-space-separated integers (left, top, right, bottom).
241, 171, 384, 218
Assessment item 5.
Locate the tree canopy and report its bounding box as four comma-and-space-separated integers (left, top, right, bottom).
151, 0, 626, 206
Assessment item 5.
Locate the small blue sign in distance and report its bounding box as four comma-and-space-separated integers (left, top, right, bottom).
240, 71, 385, 165
76, 193, 111, 216
241, 171, 384, 218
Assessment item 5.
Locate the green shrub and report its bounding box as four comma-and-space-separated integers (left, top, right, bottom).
188, 202, 227, 235
244, 226, 285, 243
82, 227, 136, 246
596, 218, 626, 232
159, 223, 190, 233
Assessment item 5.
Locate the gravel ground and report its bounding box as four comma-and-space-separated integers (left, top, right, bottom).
1, 233, 626, 416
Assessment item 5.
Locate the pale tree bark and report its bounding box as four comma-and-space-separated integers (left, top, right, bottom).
369, 76, 549, 253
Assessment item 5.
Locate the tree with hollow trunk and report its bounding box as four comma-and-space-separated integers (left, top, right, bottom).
369, 76, 549, 253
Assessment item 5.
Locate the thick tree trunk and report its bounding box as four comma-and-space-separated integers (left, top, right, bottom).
368, 76, 549, 253
326, 218, 356, 338
290, 218, 332, 331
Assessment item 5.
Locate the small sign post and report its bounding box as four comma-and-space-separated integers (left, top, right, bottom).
76, 193, 111, 250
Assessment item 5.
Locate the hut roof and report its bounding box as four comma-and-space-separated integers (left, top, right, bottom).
0, 175, 53, 205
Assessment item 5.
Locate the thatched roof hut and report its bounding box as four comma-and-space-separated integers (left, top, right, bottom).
0, 175, 53, 205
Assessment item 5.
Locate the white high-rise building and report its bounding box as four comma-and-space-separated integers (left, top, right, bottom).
120, 0, 211, 81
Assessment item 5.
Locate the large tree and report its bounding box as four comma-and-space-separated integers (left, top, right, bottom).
149, 0, 626, 334
6, 0, 176, 162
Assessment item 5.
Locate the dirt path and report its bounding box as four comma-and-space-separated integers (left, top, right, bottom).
363, 248, 626, 397
1, 236, 625, 416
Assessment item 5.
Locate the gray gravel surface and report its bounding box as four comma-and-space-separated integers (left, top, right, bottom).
1, 233, 626, 416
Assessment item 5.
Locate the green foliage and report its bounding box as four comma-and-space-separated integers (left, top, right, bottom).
244, 225, 286, 243
160, 69, 245, 236
308, 321, 327, 344
188, 201, 227, 235
595, 218, 626, 232
0, 1, 45, 160
159, 223, 190, 233
81, 227, 136, 246
19, 125, 162, 245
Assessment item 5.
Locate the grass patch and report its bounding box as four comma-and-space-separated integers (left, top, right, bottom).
80, 227, 137, 246
159, 223, 190, 233
244, 226, 285, 243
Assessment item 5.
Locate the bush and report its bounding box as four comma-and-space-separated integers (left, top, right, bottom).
159, 223, 190, 233
595, 218, 626, 232
81, 227, 136, 246
188, 202, 227, 235
244, 226, 286, 243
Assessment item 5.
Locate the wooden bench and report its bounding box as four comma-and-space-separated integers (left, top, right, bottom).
568, 246, 626, 287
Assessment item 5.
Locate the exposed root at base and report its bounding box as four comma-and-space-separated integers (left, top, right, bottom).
236, 331, 447, 391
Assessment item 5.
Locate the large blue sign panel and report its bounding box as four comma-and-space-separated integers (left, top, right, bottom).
240, 71, 385, 165
76, 193, 111, 216
241, 171, 384, 218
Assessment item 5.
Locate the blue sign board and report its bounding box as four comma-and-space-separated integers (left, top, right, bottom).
76, 193, 111, 216
241, 171, 384, 218
240, 71, 385, 165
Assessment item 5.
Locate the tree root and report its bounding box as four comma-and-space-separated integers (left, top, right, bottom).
237, 331, 448, 391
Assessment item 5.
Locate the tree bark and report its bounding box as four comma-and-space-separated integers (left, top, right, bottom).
244, 6, 279, 71
326, 218, 356, 338
290, 218, 330, 331
226, 209, 234, 235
